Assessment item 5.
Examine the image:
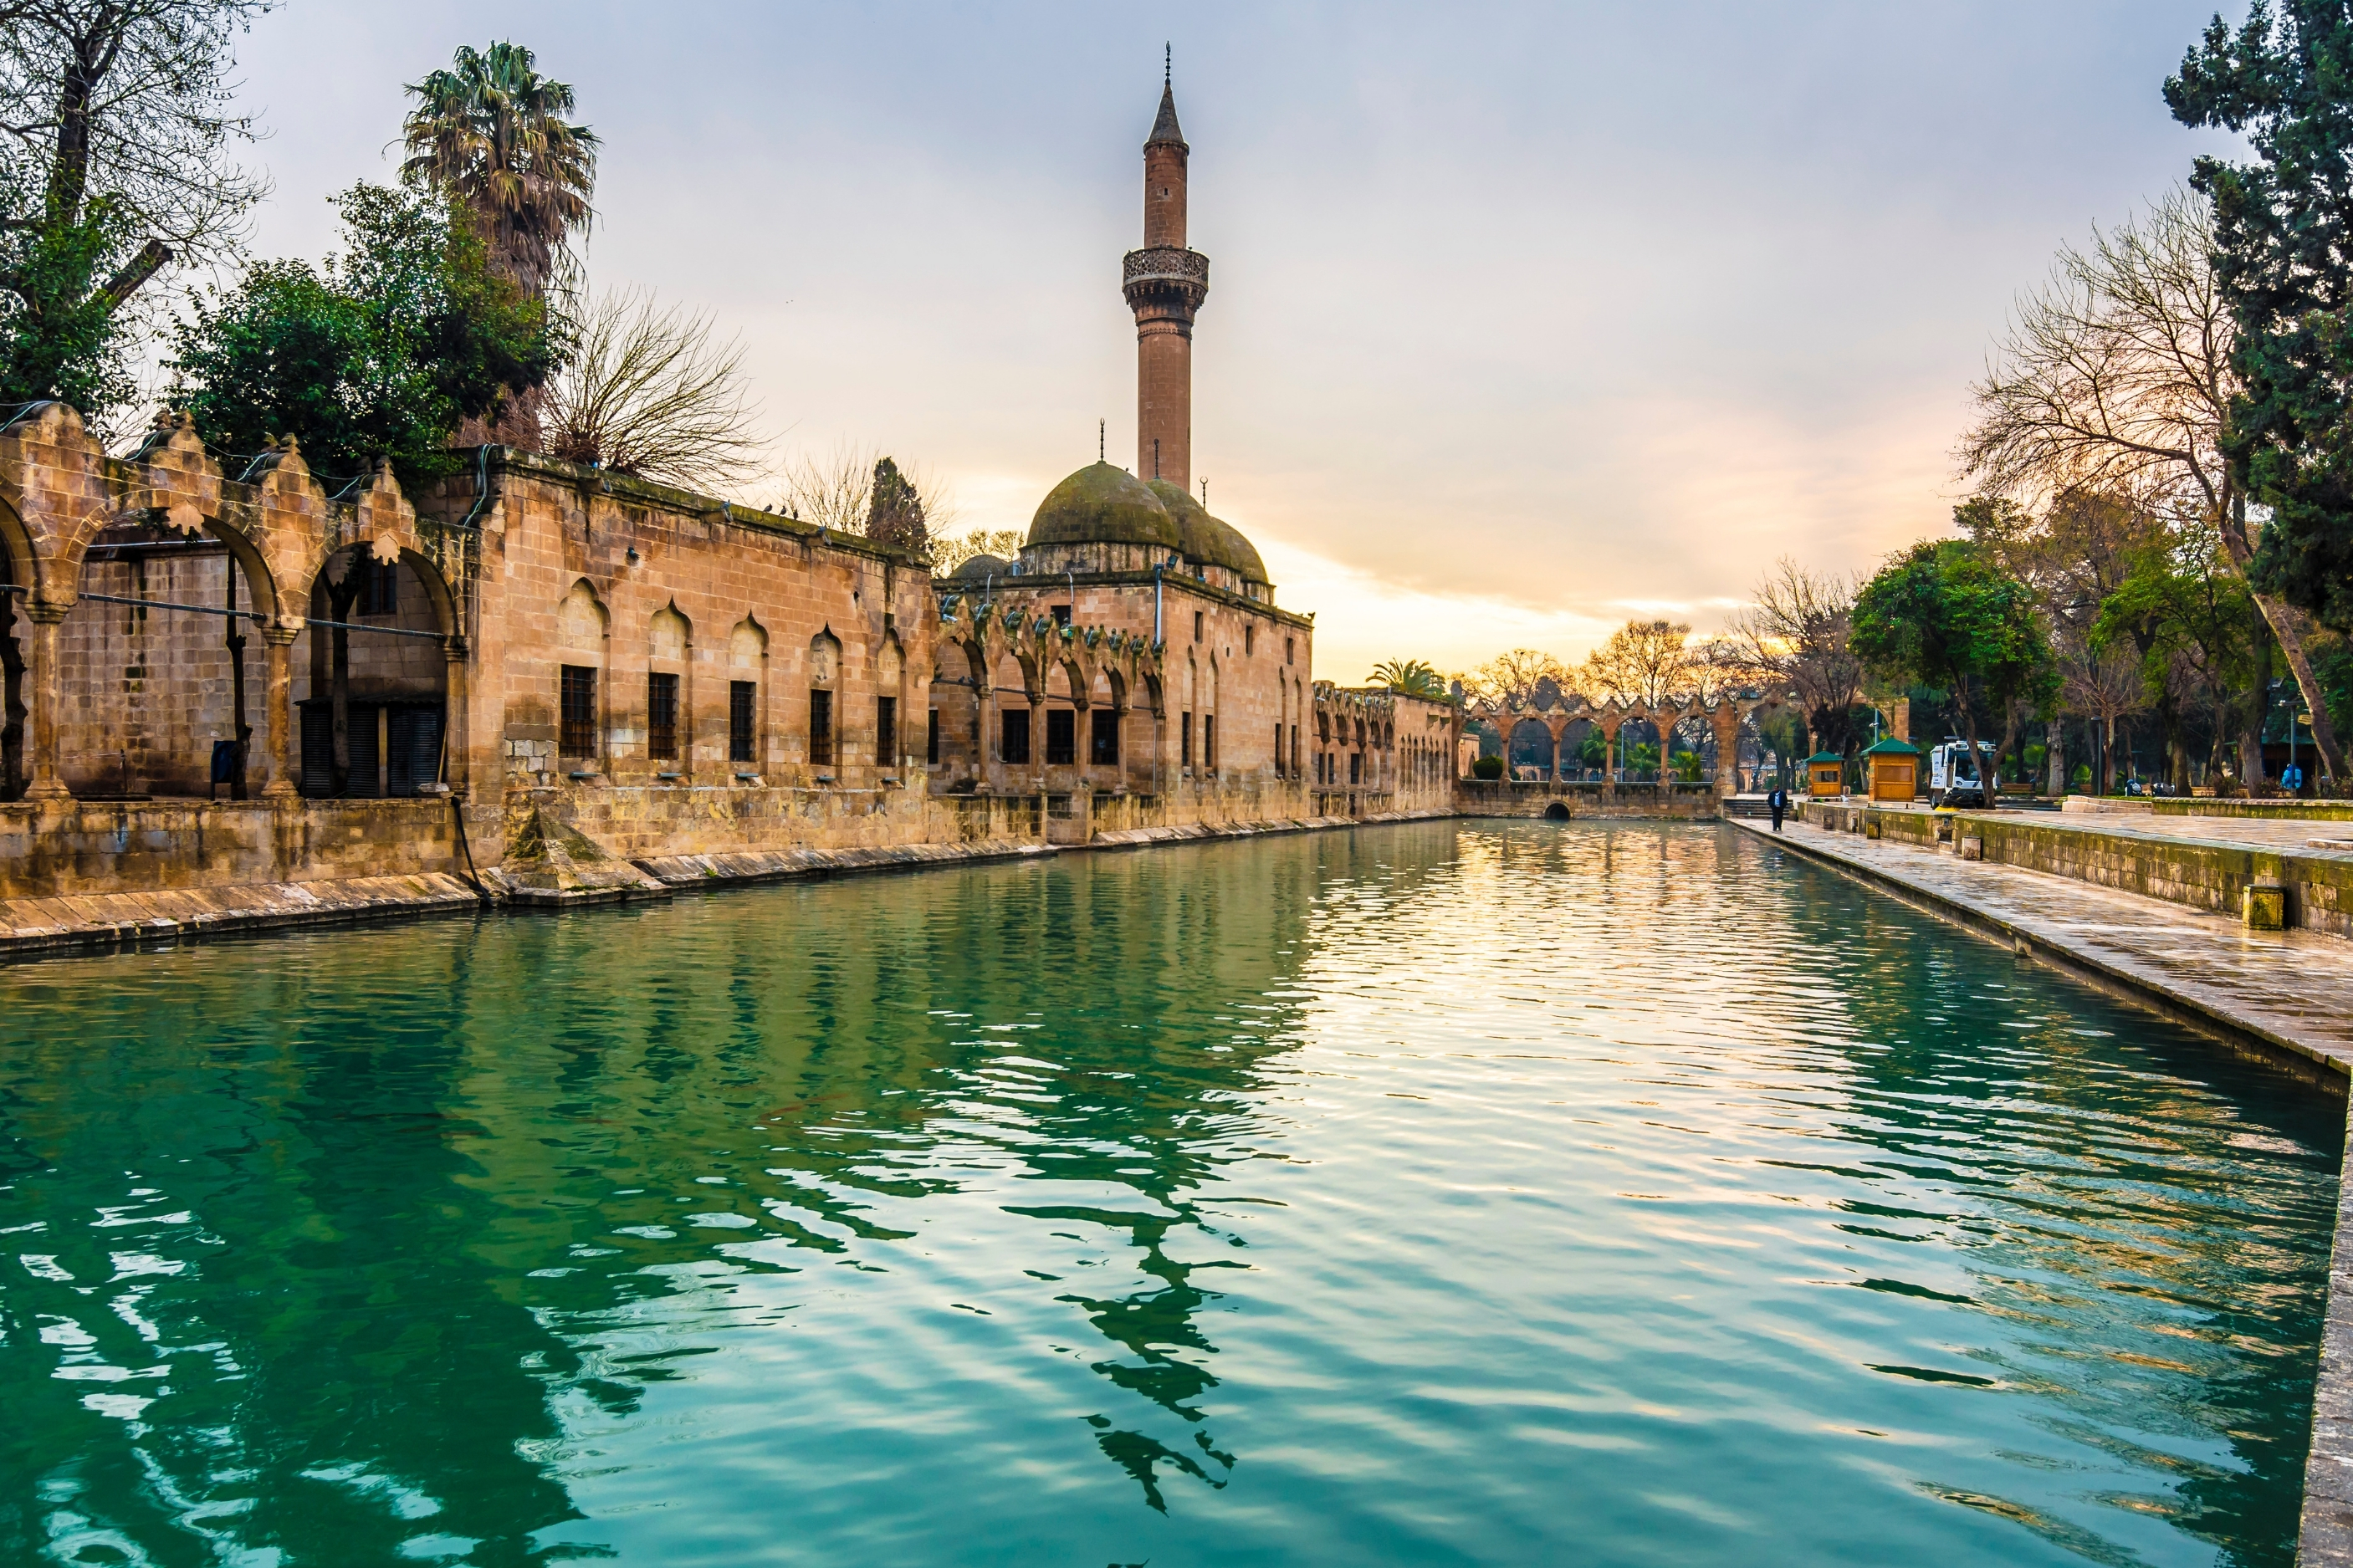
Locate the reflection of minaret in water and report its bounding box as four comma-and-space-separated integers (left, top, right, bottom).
1124, 50, 1207, 490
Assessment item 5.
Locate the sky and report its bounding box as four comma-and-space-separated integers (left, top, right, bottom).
217, 0, 2245, 683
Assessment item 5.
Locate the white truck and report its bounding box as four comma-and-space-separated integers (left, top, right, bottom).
1926, 738, 1992, 807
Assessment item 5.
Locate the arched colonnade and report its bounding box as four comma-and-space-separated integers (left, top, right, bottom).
0, 404, 471, 802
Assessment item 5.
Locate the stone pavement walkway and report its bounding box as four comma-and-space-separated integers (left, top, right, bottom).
1732, 816, 2353, 1072
1729, 816, 2353, 1566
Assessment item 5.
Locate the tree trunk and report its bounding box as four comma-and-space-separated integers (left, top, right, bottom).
1951, 672, 1996, 811
2240, 625, 2273, 791
2217, 501, 2345, 779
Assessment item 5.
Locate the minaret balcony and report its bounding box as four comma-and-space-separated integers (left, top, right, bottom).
1123, 246, 1209, 313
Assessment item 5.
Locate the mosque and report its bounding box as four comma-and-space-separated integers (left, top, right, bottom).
0, 66, 1455, 917
927, 72, 1460, 833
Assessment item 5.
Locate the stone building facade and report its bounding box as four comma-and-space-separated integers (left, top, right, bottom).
0, 72, 1460, 911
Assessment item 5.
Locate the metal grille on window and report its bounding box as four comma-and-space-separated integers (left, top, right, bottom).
1046, 708, 1076, 765
648, 673, 679, 760
359, 560, 397, 616
927, 707, 939, 765
730, 681, 756, 763
560, 667, 596, 758
1001, 707, 1031, 764
877, 697, 896, 768
1092, 709, 1119, 765
810, 689, 834, 766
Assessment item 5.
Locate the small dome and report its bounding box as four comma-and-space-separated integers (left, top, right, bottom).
1146, 479, 1267, 584
1205, 512, 1268, 585
952, 552, 1009, 580
1028, 462, 1180, 551
1145, 480, 1223, 569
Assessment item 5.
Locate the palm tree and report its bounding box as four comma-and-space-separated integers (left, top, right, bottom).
1370, 658, 1449, 699
401, 42, 597, 299
402, 42, 596, 447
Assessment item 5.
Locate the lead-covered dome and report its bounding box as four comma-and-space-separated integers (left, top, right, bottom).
1028, 462, 1180, 551
1146, 480, 1266, 584
1146, 479, 1225, 570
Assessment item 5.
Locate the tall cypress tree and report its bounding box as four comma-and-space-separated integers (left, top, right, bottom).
2168, 3, 2353, 634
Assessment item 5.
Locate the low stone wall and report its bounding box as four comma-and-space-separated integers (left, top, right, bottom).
525, 781, 967, 864
0, 797, 477, 901
1800, 800, 2353, 939
1454, 779, 1721, 819
2150, 799, 2353, 822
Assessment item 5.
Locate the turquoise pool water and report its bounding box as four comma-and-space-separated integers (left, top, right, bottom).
0, 820, 2338, 1565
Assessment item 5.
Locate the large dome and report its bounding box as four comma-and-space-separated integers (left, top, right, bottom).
1147, 479, 1268, 585
1028, 462, 1180, 551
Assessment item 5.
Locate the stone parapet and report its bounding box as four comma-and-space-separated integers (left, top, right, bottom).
1798, 800, 2353, 939
1454, 779, 1722, 819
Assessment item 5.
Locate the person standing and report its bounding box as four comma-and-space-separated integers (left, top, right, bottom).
1767, 783, 1789, 833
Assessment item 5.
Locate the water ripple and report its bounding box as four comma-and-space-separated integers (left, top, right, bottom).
0, 820, 2335, 1566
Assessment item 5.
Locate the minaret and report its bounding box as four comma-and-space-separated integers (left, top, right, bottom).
1124, 56, 1208, 492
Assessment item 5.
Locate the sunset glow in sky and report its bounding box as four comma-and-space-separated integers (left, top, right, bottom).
228, 2, 2243, 682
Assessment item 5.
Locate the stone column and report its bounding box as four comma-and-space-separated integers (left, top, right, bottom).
443, 638, 470, 795
1030, 697, 1046, 791
1600, 718, 1621, 799
262, 626, 299, 798
1711, 706, 1742, 799
1549, 729, 1562, 783
21, 600, 70, 801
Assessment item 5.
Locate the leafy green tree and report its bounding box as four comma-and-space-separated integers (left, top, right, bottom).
1851, 541, 2059, 808
0, 0, 273, 428
2168, 8, 2353, 639
167, 182, 553, 486
0, 176, 136, 416
2094, 525, 2266, 787
865, 457, 928, 553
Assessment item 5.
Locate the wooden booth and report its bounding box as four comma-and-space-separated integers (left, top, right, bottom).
1805, 749, 1845, 799
1862, 736, 1920, 804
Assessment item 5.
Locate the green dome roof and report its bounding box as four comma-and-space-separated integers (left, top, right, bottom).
1146, 479, 1268, 585
1208, 512, 1268, 585
1028, 462, 1180, 551
1146, 479, 1225, 569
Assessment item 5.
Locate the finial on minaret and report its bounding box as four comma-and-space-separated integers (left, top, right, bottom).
1200, 477, 1208, 507
1165, 43, 1171, 86
1098, 418, 1106, 462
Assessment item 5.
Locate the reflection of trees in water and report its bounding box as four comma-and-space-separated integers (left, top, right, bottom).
1761, 837, 2339, 1563
1428, 821, 2335, 1562
0, 949, 583, 1563
0, 829, 1369, 1552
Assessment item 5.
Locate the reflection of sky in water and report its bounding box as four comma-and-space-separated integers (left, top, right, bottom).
0, 821, 2337, 1566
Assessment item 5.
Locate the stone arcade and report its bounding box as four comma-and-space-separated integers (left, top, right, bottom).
0, 73, 1457, 917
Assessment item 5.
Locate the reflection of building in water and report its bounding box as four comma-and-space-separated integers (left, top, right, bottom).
0, 828, 1362, 1545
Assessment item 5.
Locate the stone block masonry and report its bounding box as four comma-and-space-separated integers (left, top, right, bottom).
1800, 800, 2353, 939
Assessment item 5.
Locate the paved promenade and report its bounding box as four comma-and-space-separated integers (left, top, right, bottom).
1728, 817, 2353, 1565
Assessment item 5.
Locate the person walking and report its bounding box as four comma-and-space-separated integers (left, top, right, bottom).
1767, 782, 1789, 833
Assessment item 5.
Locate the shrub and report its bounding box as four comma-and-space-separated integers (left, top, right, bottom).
1471, 755, 1506, 780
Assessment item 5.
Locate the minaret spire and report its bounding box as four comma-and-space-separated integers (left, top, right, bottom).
1126, 59, 1207, 491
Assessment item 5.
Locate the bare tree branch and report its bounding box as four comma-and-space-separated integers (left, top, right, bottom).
542, 285, 765, 493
